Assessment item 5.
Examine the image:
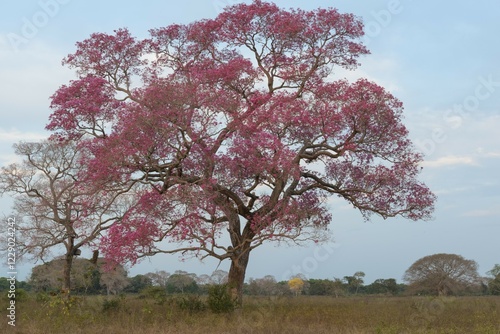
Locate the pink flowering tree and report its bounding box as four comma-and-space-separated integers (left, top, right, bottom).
47, 1, 435, 304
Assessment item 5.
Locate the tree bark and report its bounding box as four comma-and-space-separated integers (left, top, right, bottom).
227, 243, 251, 307
62, 233, 76, 299
62, 252, 74, 299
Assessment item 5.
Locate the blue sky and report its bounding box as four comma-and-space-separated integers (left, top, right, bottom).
1, 0, 499, 284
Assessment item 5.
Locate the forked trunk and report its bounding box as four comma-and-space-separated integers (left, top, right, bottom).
227, 243, 251, 307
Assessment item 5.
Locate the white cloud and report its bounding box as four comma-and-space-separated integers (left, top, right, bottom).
0, 128, 46, 144
462, 209, 500, 218
420, 155, 478, 168
476, 148, 500, 158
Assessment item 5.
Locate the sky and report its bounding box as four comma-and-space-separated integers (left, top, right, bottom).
0, 0, 499, 285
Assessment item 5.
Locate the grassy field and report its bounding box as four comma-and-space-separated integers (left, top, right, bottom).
1, 294, 500, 333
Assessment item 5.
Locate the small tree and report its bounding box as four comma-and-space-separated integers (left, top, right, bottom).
166, 271, 198, 294
344, 271, 365, 294
487, 264, 500, 295
288, 277, 305, 296
404, 253, 480, 296
330, 278, 348, 298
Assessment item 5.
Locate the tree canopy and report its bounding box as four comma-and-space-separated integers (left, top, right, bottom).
44, 0, 436, 304
403, 253, 480, 296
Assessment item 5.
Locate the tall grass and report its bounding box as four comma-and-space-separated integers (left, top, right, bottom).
1, 294, 499, 333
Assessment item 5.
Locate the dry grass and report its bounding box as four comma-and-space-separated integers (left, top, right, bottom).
1, 294, 500, 333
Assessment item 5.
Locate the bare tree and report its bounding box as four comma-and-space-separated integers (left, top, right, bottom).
0, 140, 133, 297
98, 259, 129, 295
210, 270, 229, 285
403, 253, 480, 296
144, 270, 170, 288
248, 275, 279, 295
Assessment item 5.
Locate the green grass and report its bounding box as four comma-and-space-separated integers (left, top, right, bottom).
1, 294, 500, 333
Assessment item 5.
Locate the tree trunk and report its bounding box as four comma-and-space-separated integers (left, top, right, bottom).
227, 243, 251, 307
62, 252, 74, 298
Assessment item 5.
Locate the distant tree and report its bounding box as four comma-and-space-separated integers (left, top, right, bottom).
166, 271, 199, 294
210, 270, 229, 285
307, 279, 336, 296
247, 275, 279, 295
365, 278, 399, 295
403, 253, 480, 296
29, 257, 128, 295
196, 274, 212, 286
288, 277, 305, 296
47, 0, 436, 306
124, 274, 152, 293
145, 270, 170, 288
330, 278, 347, 297
487, 264, 500, 295
0, 140, 132, 297
274, 281, 294, 296
99, 260, 129, 295
344, 271, 365, 294
71, 259, 101, 294
0, 278, 30, 292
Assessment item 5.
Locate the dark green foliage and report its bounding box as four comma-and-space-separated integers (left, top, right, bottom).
166, 273, 199, 294
308, 279, 336, 295
364, 278, 400, 295
489, 276, 500, 295
141, 286, 167, 304
176, 295, 206, 313
124, 274, 153, 293
207, 284, 235, 313
102, 297, 122, 312
29, 257, 128, 295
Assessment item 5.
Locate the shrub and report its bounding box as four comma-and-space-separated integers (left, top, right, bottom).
207, 284, 235, 313
102, 297, 121, 312
140, 286, 167, 304
36, 292, 50, 302
176, 295, 206, 313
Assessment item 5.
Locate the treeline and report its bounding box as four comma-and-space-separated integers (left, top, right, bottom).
0, 273, 493, 297
2, 258, 500, 297
1, 272, 405, 297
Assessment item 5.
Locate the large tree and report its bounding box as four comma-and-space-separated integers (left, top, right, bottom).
46, 1, 435, 304
0, 140, 132, 296
403, 253, 480, 296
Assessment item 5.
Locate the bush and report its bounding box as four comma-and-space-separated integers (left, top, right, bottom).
102, 297, 121, 312
36, 292, 50, 302
207, 284, 235, 313
3, 288, 29, 302
140, 286, 167, 304
176, 295, 206, 313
